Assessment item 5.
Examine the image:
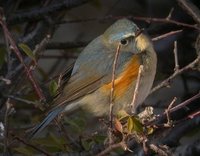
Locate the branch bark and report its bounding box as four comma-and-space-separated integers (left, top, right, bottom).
177, 0, 200, 25
7, 0, 91, 25
0, 10, 46, 101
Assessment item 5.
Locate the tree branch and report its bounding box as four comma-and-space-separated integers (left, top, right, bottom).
7, 0, 91, 25
177, 0, 200, 25
150, 56, 200, 94
109, 44, 121, 144
96, 142, 124, 156
59, 15, 200, 30
13, 135, 52, 156
0, 10, 46, 101
130, 65, 144, 113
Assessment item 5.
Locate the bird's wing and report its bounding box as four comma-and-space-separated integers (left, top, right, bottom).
53, 62, 111, 109
57, 74, 104, 103
52, 36, 115, 107
54, 62, 75, 98
53, 45, 135, 108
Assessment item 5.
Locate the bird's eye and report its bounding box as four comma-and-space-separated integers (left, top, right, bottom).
120, 39, 128, 46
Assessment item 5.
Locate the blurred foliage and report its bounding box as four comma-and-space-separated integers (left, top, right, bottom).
48, 80, 58, 97
18, 43, 36, 63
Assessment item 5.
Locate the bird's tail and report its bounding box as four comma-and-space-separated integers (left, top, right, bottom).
28, 106, 63, 139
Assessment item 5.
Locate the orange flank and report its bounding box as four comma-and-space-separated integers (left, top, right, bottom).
102, 55, 140, 98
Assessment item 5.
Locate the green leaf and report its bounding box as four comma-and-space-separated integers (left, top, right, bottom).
49, 133, 66, 150
93, 135, 106, 144
127, 116, 143, 134
49, 80, 58, 96
64, 117, 86, 133
117, 110, 129, 120
81, 139, 95, 151
32, 136, 65, 152
18, 43, 36, 61
147, 127, 154, 135
32, 137, 57, 147
14, 147, 34, 156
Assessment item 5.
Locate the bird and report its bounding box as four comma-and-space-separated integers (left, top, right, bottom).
29, 18, 157, 138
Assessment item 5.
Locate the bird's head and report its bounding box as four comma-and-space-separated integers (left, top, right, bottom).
103, 18, 153, 54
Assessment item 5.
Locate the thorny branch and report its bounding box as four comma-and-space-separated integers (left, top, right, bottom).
169, 92, 200, 114
7, 0, 91, 25
13, 135, 52, 156
150, 55, 200, 94
165, 97, 177, 126
177, 0, 200, 25
152, 30, 183, 41
146, 91, 200, 128
44, 30, 183, 50
173, 41, 179, 71
149, 144, 169, 156
59, 15, 200, 31
5, 95, 38, 105
109, 44, 121, 144
96, 142, 125, 156
130, 65, 144, 113
0, 10, 46, 101
188, 111, 200, 119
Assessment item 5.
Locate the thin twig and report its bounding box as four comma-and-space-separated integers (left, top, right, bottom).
46, 29, 182, 49
130, 65, 144, 113
1, 13, 12, 74
173, 41, 179, 71
5, 95, 38, 105
188, 110, 200, 119
130, 16, 199, 30
59, 15, 200, 30
57, 74, 63, 89
0, 77, 11, 85
149, 144, 169, 156
165, 97, 177, 126
109, 44, 121, 144
177, 0, 200, 25
147, 92, 200, 127
46, 29, 182, 50
7, 0, 91, 25
166, 8, 174, 20
0, 11, 46, 101
96, 142, 124, 156
152, 30, 183, 41
150, 56, 200, 94
13, 135, 52, 156
33, 34, 51, 56
169, 92, 200, 113
142, 137, 148, 154
168, 97, 177, 112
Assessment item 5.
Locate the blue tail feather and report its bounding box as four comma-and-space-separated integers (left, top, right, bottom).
29, 107, 63, 139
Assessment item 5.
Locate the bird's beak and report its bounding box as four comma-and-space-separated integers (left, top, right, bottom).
135, 29, 143, 38
135, 29, 151, 53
